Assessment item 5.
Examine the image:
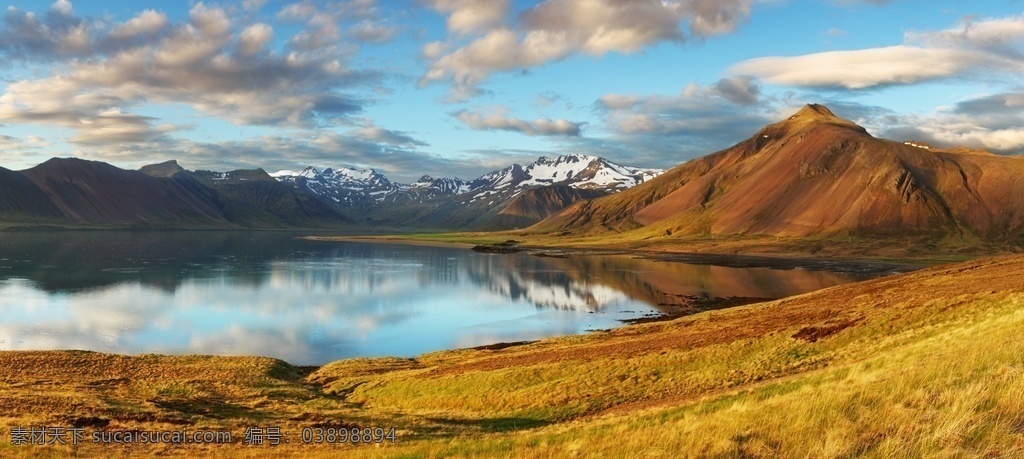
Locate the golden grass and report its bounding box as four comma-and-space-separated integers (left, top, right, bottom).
2, 255, 1024, 457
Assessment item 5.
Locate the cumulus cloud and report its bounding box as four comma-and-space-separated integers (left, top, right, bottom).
0, 2, 378, 148
730, 16, 1024, 89
870, 92, 1024, 154
109, 10, 169, 39
454, 108, 584, 136
50, 0, 73, 17
348, 20, 398, 43
589, 78, 777, 167
347, 125, 429, 146
0, 134, 54, 162
422, 0, 752, 98
422, 0, 508, 35
0, 4, 92, 59
237, 23, 273, 55
81, 131, 459, 183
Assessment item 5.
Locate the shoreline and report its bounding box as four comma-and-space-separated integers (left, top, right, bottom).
303, 234, 922, 275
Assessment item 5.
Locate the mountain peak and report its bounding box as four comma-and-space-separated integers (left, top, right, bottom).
778, 103, 869, 135
140, 159, 187, 178
792, 103, 837, 119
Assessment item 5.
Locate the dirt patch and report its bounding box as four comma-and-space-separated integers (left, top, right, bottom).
792, 318, 862, 343
471, 340, 538, 351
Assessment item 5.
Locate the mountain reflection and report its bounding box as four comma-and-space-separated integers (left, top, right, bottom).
0, 232, 874, 364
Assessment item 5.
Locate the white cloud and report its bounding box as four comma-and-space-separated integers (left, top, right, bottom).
347, 125, 428, 146
243, 0, 269, 12
109, 10, 169, 39
586, 78, 778, 168
730, 46, 983, 89
277, 1, 319, 21
422, 0, 753, 98
730, 16, 1024, 89
238, 23, 273, 55
50, 0, 73, 16
454, 108, 584, 137
0, 3, 376, 148
873, 92, 1024, 154
423, 0, 508, 35
348, 20, 398, 43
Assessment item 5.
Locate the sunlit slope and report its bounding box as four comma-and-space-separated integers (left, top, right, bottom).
307, 254, 1024, 458
534, 105, 1024, 247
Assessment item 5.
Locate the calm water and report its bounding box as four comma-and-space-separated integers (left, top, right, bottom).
0, 232, 878, 364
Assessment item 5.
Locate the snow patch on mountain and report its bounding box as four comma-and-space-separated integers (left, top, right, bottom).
270, 154, 663, 208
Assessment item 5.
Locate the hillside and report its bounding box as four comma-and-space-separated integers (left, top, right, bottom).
0, 158, 354, 229
489, 185, 607, 229
0, 166, 65, 222
189, 168, 353, 228
20, 158, 226, 226
2, 253, 1022, 457
535, 105, 1024, 249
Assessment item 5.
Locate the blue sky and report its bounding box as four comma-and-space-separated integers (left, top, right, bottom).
0, 0, 1021, 182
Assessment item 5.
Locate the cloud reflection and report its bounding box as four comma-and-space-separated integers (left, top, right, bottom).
0, 232, 870, 364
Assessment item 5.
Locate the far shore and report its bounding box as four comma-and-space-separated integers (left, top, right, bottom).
302, 233, 941, 274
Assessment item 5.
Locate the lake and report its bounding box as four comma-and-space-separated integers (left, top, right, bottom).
0, 232, 883, 365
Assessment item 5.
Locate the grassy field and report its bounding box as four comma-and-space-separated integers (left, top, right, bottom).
2, 254, 1023, 457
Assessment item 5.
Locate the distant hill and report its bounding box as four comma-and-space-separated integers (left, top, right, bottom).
0, 158, 352, 228
20, 158, 226, 226
269, 154, 662, 229
534, 104, 1024, 247
0, 155, 657, 230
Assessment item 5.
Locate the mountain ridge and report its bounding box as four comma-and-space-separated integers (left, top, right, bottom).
0, 154, 659, 230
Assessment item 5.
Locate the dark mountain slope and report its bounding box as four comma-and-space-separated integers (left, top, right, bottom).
0, 166, 66, 222
189, 169, 354, 228
21, 158, 226, 226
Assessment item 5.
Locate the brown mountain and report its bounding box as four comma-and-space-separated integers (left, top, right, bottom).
21, 158, 226, 225
534, 104, 1024, 246
488, 185, 607, 229
0, 158, 353, 228
0, 166, 66, 221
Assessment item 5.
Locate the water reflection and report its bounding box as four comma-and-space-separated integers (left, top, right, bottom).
0, 232, 876, 364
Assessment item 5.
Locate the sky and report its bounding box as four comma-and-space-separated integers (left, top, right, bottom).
0, 0, 1021, 182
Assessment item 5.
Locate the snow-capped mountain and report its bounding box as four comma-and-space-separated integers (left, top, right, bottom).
409, 175, 472, 195
465, 154, 660, 200
271, 166, 403, 207
271, 154, 662, 209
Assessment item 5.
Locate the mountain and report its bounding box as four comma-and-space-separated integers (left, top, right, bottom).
489, 185, 608, 229
270, 154, 662, 229
20, 158, 226, 226
0, 154, 658, 230
534, 104, 1024, 247
0, 166, 66, 222
186, 168, 353, 227
0, 158, 353, 228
